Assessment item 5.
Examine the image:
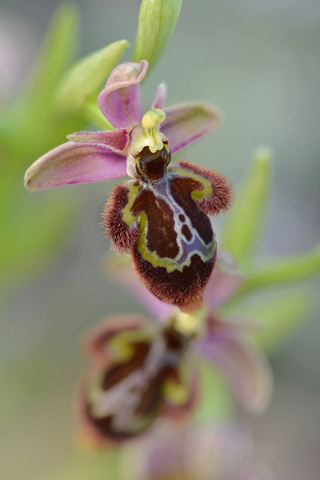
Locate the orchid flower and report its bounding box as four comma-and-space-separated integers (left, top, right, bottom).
25, 60, 231, 313
77, 316, 198, 446
76, 253, 272, 445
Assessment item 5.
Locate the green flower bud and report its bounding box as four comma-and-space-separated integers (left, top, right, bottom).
132, 0, 183, 71
30, 3, 79, 102
221, 146, 273, 265
245, 243, 320, 291
55, 40, 129, 112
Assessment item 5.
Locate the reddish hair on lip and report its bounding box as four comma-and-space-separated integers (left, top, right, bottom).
132, 246, 217, 313
102, 182, 139, 253
174, 160, 232, 215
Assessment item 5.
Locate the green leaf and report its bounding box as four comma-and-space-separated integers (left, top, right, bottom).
55, 40, 130, 111
29, 3, 80, 104
250, 291, 310, 351
132, 0, 183, 71
12, 3, 81, 153
0, 190, 79, 290
220, 146, 273, 266
241, 244, 320, 293
222, 289, 311, 352
0, 5, 80, 165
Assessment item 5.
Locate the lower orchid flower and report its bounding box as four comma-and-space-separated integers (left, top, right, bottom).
77, 316, 198, 446
76, 253, 272, 445
24, 60, 232, 313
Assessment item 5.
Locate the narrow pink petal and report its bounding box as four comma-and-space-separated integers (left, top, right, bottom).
205, 316, 263, 334
67, 129, 129, 152
24, 142, 127, 191
162, 102, 222, 153
203, 251, 244, 310
151, 82, 167, 109
97, 60, 148, 129
197, 319, 273, 412
185, 424, 255, 480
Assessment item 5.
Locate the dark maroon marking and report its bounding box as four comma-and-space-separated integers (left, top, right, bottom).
131, 188, 179, 259
179, 214, 185, 222
132, 245, 216, 309
86, 369, 177, 440
134, 364, 176, 416
84, 340, 156, 441
174, 160, 232, 215
163, 323, 191, 350
181, 224, 192, 241
102, 181, 139, 253
138, 146, 171, 181
101, 341, 150, 391
82, 329, 187, 442
168, 175, 213, 245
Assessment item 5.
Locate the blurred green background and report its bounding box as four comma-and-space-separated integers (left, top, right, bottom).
1, 0, 320, 479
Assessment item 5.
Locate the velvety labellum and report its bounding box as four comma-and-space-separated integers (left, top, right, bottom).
103, 152, 231, 311
83, 324, 190, 441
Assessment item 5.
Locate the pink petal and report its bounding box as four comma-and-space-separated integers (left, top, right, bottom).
203, 251, 244, 310
197, 318, 272, 412
127, 422, 270, 480
24, 142, 127, 191
136, 429, 186, 480
162, 102, 222, 153
97, 60, 148, 129
184, 423, 258, 480
67, 128, 129, 151
151, 82, 167, 109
